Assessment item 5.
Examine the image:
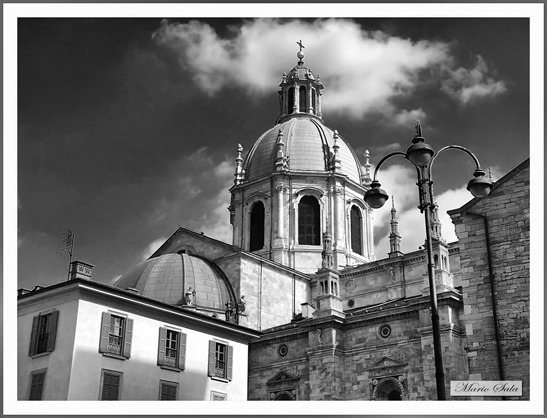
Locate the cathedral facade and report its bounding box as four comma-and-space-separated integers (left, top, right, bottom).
17, 48, 530, 401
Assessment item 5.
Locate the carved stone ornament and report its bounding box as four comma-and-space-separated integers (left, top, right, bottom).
366, 355, 408, 371
266, 370, 300, 386
346, 279, 356, 293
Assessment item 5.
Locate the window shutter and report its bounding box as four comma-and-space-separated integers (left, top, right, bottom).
46, 311, 59, 352
99, 312, 111, 353
28, 315, 40, 357
161, 383, 177, 400
226, 345, 234, 381
157, 327, 167, 366
110, 374, 120, 400
102, 372, 120, 400
123, 318, 133, 358
29, 372, 46, 400
178, 332, 187, 370
207, 340, 216, 377
101, 373, 111, 400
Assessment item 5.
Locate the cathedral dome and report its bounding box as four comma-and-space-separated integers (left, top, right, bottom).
243, 116, 363, 183
113, 253, 234, 311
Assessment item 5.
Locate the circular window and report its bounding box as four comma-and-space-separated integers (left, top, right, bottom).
348, 299, 355, 308
278, 344, 288, 357
379, 324, 392, 339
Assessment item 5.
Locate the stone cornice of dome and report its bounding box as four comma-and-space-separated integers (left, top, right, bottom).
17, 277, 262, 340
276, 111, 324, 125
229, 165, 369, 193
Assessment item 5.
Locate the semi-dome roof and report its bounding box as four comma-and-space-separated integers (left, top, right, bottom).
113, 253, 234, 311
243, 116, 363, 183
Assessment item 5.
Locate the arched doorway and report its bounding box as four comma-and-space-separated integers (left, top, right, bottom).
273, 391, 295, 400
373, 377, 404, 400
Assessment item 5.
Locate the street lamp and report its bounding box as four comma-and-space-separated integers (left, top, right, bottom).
364, 122, 492, 400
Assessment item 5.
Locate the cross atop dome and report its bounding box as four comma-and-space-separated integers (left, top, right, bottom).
297, 40, 305, 64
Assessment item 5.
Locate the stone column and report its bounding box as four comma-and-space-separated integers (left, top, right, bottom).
317, 91, 323, 118
293, 83, 299, 113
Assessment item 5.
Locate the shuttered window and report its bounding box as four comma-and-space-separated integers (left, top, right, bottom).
159, 381, 178, 400
99, 312, 133, 358
207, 341, 233, 381
157, 327, 186, 370
350, 205, 363, 255
29, 370, 46, 400
298, 196, 320, 245
28, 311, 59, 356
100, 370, 122, 400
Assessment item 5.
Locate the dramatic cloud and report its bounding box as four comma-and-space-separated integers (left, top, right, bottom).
198, 191, 233, 244
393, 108, 427, 126
153, 19, 506, 122
441, 55, 507, 104
141, 237, 169, 260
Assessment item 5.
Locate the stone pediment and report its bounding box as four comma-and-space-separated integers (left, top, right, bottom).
367, 356, 408, 371
266, 370, 300, 386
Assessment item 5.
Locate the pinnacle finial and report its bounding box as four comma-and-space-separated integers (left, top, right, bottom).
414, 121, 422, 137
297, 40, 305, 53
234, 144, 244, 185
362, 149, 372, 185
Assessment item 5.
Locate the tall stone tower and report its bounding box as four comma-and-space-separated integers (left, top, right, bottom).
229, 44, 375, 273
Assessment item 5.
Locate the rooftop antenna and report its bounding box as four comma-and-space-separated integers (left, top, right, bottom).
57, 230, 75, 281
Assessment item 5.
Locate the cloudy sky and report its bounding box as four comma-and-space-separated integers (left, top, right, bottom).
13, 14, 532, 289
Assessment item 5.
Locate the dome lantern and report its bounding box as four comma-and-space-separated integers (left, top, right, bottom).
276, 41, 324, 124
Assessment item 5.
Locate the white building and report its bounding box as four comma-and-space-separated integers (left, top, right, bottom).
18, 270, 260, 401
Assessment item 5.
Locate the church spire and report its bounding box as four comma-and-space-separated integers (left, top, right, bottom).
388, 197, 403, 258
430, 201, 443, 241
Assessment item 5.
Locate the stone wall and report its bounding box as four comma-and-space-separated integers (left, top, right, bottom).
216, 254, 311, 331
449, 159, 530, 400
248, 292, 467, 400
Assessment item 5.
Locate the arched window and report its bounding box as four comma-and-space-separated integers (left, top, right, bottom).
299, 86, 306, 112
249, 201, 265, 251
350, 206, 363, 255
288, 88, 294, 114
311, 89, 316, 111
298, 196, 320, 245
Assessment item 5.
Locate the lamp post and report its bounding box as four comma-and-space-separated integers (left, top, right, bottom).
364, 122, 492, 400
